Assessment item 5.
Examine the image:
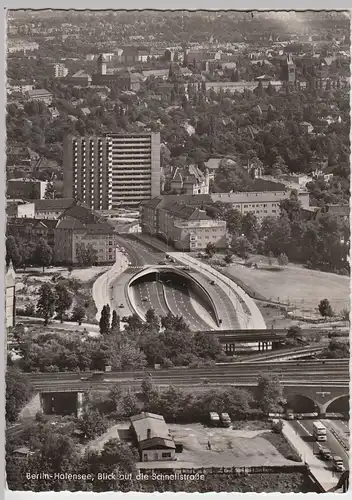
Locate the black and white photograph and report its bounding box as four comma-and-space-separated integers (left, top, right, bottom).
4, 8, 350, 494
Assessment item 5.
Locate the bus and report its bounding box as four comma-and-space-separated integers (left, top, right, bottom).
313, 421, 327, 442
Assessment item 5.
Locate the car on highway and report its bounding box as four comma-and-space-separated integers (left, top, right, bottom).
119, 303, 124, 308
182, 266, 191, 271
158, 260, 167, 265
317, 446, 332, 461
332, 455, 345, 472
80, 376, 89, 381
210, 280, 215, 285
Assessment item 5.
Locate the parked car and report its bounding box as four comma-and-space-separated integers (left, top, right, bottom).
209, 412, 220, 426
220, 412, 232, 427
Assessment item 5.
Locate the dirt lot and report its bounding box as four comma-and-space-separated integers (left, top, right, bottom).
168, 423, 296, 467
226, 262, 349, 313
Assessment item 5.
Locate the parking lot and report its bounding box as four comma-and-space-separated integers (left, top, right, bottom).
168, 423, 295, 467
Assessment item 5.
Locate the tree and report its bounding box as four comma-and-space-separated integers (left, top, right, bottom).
277, 253, 289, 266
44, 182, 55, 199
224, 252, 233, 265
256, 375, 286, 414
6, 368, 33, 422
318, 298, 333, 318
241, 212, 258, 242
76, 243, 98, 267
71, 304, 86, 325
279, 191, 302, 222
268, 251, 274, 266
78, 409, 108, 440
145, 308, 160, 329
161, 312, 190, 333
55, 282, 72, 323
35, 238, 53, 272
111, 310, 120, 334
231, 235, 253, 259
99, 305, 111, 335
205, 242, 216, 258
6, 236, 21, 268
37, 283, 56, 325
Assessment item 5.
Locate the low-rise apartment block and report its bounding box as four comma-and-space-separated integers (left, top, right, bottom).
7, 178, 48, 200
141, 195, 226, 251
211, 191, 310, 221
54, 218, 118, 264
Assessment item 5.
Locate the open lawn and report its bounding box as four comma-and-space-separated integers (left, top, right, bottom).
168, 423, 296, 467
226, 262, 349, 313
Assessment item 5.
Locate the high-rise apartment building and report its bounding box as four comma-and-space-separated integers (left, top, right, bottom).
63, 132, 160, 209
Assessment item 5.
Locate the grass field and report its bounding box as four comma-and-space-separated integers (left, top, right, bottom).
226, 263, 349, 313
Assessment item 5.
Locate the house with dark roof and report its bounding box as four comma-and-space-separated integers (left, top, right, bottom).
34, 198, 77, 219
130, 412, 176, 462
170, 165, 210, 195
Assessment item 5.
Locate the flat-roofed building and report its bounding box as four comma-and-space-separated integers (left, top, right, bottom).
211, 190, 310, 221
63, 133, 160, 210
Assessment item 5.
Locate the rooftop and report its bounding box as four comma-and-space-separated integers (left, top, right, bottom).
27, 88, 52, 96
130, 412, 175, 450
34, 198, 76, 211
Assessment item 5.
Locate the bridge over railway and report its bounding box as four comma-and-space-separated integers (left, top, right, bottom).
26, 359, 349, 418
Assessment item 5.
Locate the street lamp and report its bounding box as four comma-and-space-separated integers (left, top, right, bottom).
174, 239, 186, 255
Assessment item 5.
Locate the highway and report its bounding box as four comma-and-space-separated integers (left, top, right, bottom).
113, 236, 233, 329
290, 419, 349, 471
163, 283, 212, 330
133, 280, 169, 318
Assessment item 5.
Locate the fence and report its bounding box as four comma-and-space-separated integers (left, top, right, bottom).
137, 464, 308, 475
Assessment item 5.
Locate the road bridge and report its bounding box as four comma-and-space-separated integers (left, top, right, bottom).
27, 359, 348, 417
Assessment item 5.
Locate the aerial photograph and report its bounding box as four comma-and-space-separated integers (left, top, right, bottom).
5, 9, 350, 494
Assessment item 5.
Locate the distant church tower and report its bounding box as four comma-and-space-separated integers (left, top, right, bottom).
97, 54, 107, 75
286, 53, 295, 83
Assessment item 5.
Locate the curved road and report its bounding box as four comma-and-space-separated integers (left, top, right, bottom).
113, 236, 229, 329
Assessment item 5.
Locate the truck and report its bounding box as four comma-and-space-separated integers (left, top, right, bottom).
313, 421, 327, 442
220, 412, 232, 427
209, 412, 220, 426
332, 455, 345, 472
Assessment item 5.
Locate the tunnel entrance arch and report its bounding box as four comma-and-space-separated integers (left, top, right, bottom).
285, 394, 317, 413
324, 395, 349, 416
128, 266, 220, 327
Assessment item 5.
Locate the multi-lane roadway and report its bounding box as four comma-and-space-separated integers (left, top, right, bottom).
113, 236, 237, 330
290, 418, 349, 471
